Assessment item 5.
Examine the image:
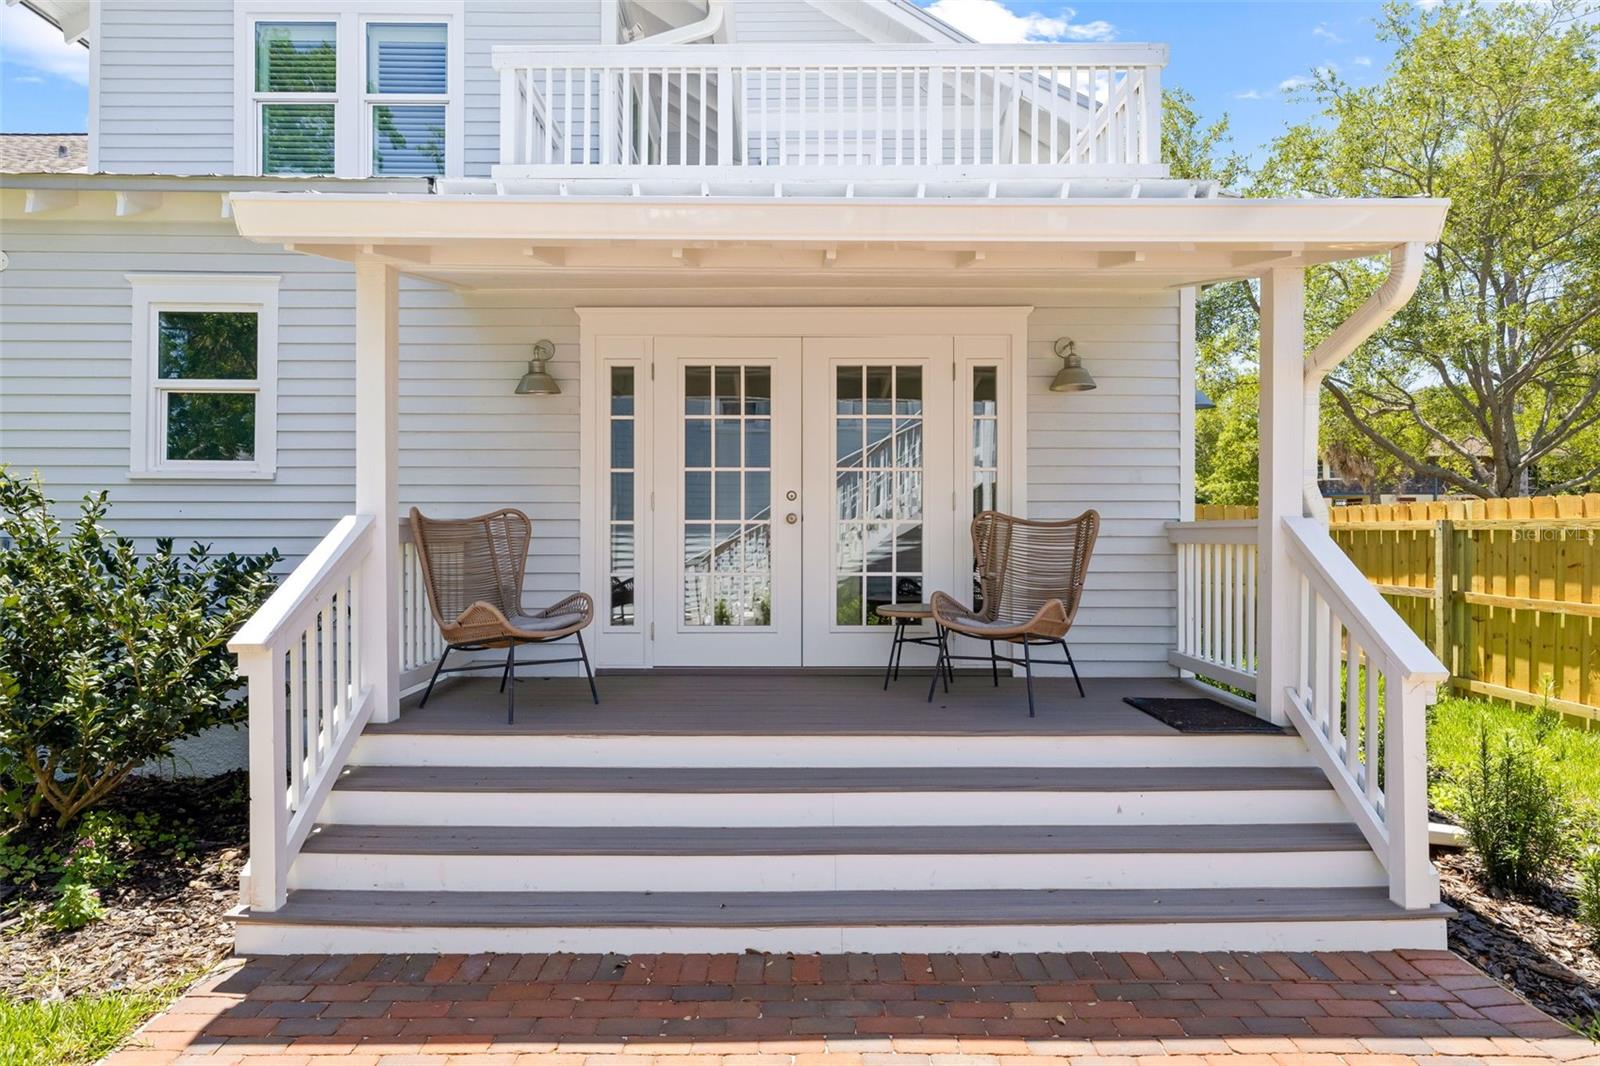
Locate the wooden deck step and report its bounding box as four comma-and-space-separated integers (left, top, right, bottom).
238, 885, 1451, 929
333, 764, 1332, 794
302, 821, 1369, 856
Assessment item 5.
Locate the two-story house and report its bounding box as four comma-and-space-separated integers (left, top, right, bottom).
0, 0, 1453, 955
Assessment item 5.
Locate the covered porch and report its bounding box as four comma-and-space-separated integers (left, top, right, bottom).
225, 186, 1452, 948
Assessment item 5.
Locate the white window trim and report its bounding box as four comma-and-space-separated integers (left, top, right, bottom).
128, 274, 281, 480
233, 2, 465, 179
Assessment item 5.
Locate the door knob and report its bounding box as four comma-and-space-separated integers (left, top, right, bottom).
785, 513, 799, 524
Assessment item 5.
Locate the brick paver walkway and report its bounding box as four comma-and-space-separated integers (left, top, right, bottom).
112, 952, 1597, 1066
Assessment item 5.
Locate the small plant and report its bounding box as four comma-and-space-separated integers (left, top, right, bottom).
44, 880, 107, 932
1460, 727, 1573, 894
1579, 851, 1600, 945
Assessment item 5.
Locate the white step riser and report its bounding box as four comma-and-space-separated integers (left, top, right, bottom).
320, 788, 1348, 827
352, 733, 1311, 769
288, 850, 1386, 893
236, 917, 1447, 956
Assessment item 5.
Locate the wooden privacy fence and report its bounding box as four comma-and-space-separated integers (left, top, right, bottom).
1193, 495, 1600, 723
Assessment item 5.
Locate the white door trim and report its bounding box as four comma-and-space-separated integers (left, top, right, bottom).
578, 306, 1031, 669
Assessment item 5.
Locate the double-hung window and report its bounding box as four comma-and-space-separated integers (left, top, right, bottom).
239, 5, 462, 177
129, 276, 280, 479
254, 22, 338, 175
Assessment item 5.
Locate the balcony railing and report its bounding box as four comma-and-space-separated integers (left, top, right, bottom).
493, 43, 1166, 181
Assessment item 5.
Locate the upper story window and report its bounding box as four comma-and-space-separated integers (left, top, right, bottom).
237, 5, 462, 179
128, 275, 280, 480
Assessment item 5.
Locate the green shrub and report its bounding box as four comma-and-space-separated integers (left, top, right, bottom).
1579, 852, 1600, 945
0, 470, 278, 826
1460, 727, 1574, 894
44, 880, 106, 932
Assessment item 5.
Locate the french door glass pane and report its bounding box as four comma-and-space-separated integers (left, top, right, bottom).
608, 367, 636, 625
834, 364, 923, 625
683, 365, 773, 627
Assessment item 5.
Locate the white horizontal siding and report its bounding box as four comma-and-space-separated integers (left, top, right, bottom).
733, 0, 872, 42
1, 219, 1180, 671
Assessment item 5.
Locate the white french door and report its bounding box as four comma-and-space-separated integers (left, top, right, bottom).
650, 337, 804, 666
800, 337, 956, 666
639, 332, 965, 668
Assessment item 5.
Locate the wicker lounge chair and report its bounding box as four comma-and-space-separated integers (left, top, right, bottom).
409, 507, 597, 722
927, 509, 1100, 716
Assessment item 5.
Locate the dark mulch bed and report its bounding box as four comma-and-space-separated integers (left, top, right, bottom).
1440, 848, 1600, 1028
0, 772, 246, 1000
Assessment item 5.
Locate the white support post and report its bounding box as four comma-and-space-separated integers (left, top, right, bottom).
355, 259, 401, 724
243, 648, 287, 910
1256, 267, 1306, 726
1387, 676, 1437, 907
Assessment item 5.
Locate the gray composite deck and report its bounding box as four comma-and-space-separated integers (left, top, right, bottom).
238, 886, 1450, 928
300, 821, 1369, 856
380, 673, 1231, 736
333, 764, 1329, 793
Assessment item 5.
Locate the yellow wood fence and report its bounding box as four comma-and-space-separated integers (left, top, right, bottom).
1193, 495, 1600, 723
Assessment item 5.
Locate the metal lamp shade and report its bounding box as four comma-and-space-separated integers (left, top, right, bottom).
515, 340, 560, 395
1049, 338, 1097, 392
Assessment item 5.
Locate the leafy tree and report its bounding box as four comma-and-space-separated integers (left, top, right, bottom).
1261, 0, 1600, 497
0, 471, 278, 826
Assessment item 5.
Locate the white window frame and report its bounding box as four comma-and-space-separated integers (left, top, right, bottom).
234, 2, 465, 179
128, 274, 281, 480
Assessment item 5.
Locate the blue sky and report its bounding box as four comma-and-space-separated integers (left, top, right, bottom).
0, 1, 1394, 161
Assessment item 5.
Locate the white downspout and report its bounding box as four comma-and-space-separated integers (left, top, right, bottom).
1301, 241, 1427, 521
628, 0, 727, 44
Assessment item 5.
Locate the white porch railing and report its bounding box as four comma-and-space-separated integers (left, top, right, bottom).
1167, 519, 1258, 694
1283, 516, 1448, 909
230, 514, 377, 912
493, 43, 1166, 180
1169, 515, 1447, 908
399, 517, 446, 690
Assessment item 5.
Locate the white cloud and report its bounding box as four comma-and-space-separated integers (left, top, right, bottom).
1277, 74, 1314, 92
925, 0, 1116, 43
1232, 89, 1267, 101
1312, 22, 1344, 44
1352, 55, 1373, 67
0, 4, 89, 86
12, 75, 44, 84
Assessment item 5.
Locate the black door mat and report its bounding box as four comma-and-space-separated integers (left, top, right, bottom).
1123, 696, 1284, 734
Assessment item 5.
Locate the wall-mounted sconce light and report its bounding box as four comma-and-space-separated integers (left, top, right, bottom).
514, 339, 560, 395
1049, 338, 1096, 392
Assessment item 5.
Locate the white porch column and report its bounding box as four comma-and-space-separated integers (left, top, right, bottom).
355, 259, 402, 724
1255, 267, 1306, 726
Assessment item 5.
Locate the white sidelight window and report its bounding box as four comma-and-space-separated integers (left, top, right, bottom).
236, 4, 463, 178
128, 275, 280, 479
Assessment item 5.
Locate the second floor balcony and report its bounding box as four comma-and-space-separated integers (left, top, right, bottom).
492, 43, 1168, 185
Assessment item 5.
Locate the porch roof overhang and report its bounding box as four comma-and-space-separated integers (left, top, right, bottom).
227, 191, 1449, 291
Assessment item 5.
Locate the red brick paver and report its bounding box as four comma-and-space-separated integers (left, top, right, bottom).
106, 952, 1595, 1066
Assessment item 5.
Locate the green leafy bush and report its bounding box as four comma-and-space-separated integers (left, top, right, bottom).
1461, 727, 1574, 894
44, 880, 107, 932
1579, 852, 1600, 945
0, 470, 277, 826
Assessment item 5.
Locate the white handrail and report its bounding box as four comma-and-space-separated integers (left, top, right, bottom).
1282, 515, 1447, 909
491, 42, 1167, 179
230, 514, 377, 912
1167, 520, 1258, 695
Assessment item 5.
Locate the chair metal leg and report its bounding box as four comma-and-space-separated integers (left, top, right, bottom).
420, 645, 451, 707
926, 626, 946, 702
883, 617, 896, 685
576, 630, 599, 705
989, 640, 1000, 686
939, 626, 951, 692
1022, 639, 1036, 717
1060, 639, 1085, 697
499, 647, 513, 693
504, 642, 517, 724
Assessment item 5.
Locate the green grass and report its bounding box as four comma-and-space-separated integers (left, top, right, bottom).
0, 982, 189, 1066
1429, 693, 1600, 847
